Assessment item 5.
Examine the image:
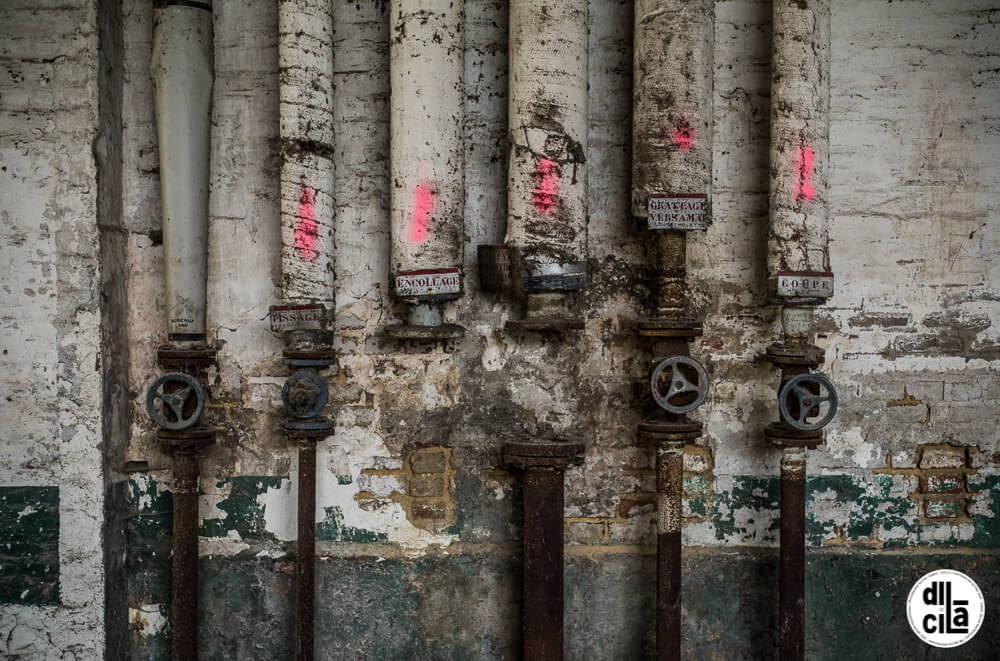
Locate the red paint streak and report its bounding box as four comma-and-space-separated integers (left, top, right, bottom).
294, 186, 318, 261
793, 146, 816, 203
408, 183, 436, 244
670, 126, 695, 151
532, 157, 560, 215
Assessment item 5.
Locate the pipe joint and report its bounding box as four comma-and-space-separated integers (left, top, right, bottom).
502, 438, 585, 471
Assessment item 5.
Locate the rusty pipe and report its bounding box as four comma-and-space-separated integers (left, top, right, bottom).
656, 441, 684, 659
168, 445, 202, 661
296, 440, 317, 661
504, 440, 584, 661
779, 446, 807, 661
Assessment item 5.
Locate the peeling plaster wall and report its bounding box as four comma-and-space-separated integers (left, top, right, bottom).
1, 0, 998, 658
0, 0, 105, 657
122, 0, 999, 656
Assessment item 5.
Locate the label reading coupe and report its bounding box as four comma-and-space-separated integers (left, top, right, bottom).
776, 272, 834, 298
647, 194, 708, 231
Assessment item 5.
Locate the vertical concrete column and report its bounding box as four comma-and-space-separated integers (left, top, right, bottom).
504, 440, 585, 661
279, 0, 336, 306
151, 0, 214, 341
388, 0, 465, 333
506, 0, 588, 321
768, 0, 831, 281
779, 446, 807, 661
632, 0, 714, 317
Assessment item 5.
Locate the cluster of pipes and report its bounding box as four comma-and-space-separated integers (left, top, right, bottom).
143, 1, 837, 659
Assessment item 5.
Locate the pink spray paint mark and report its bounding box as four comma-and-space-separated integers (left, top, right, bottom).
793, 146, 816, 203
294, 186, 318, 261
670, 125, 695, 151
532, 157, 560, 215
408, 183, 436, 244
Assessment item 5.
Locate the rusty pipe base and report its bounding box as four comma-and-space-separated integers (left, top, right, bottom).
284, 407, 333, 661
777, 446, 807, 661
639, 421, 701, 661
504, 439, 584, 661
158, 429, 214, 661
296, 440, 318, 661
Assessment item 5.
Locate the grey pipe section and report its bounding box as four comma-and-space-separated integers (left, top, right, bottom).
279, 0, 336, 305
632, 0, 714, 221
505, 0, 588, 276
151, 0, 214, 340
768, 0, 831, 280
389, 0, 465, 304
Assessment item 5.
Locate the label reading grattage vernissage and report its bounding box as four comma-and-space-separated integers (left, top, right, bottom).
648, 194, 708, 230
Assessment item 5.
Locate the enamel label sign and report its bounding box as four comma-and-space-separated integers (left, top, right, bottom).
269, 304, 326, 332
776, 272, 834, 298
395, 268, 462, 297
648, 194, 709, 230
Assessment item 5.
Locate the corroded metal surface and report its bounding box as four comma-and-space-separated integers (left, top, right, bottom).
779, 447, 807, 661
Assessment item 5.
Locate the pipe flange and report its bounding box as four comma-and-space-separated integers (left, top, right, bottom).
778, 374, 838, 431
650, 356, 709, 415
637, 319, 703, 339
503, 439, 585, 470
156, 344, 217, 369
157, 427, 216, 452
383, 323, 466, 341
523, 262, 587, 292
505, 317, 585, 333
764, 422, 823, 449
282, 368, 329, 419
765, 343, 825, 367
284, 417, 334, 440
146, 373, 206, 431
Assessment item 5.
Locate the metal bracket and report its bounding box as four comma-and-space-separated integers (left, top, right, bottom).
650, 356, 709, 415
146, 373, 206, 431
282, 368, 329, 419
779, 373, 838, 431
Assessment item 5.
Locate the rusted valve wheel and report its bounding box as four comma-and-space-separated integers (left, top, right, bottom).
146, 373, 206, 431
282, 368, 329, 419
779, 373, 838, 431
650, 356, 709, 415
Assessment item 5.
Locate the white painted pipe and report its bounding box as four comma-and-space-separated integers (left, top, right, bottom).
768, 0, 831, 280
279, 0, 336, 306
390, 0, 465, 305
632, 0, 713, 222
152, 0, 214, 340
505, 0, 588, 276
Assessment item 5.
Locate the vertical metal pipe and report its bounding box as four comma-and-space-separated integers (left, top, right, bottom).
296, 441, 317, 661
151, 0, 214, 341
656, 441, 684, 660
779, 446, 807, 661
389, 0, 465, 322
504, 440, 584, 661
768, 0, 831, 279
632, 0, 714, 318
522, 467, 566, 661
279, 0, 336, 305
506, 0, 588, 284
170, 448, 201, 661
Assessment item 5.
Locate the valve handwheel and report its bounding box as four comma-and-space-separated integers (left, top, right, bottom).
779, 373, 838, 431
650, 355, 709, 415
282, 368, 329, 419
146, 373, 206, 431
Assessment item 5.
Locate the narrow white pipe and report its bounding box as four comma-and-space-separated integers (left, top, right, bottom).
505, 0, 588, 275
151, 0, 214, 340
390, 0, 465, 306
632, 0, 714, 223
768, 0, 831, 280
279, 0, 336, 306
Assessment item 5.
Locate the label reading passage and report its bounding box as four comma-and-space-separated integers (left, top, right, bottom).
269, 304, 326, 332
